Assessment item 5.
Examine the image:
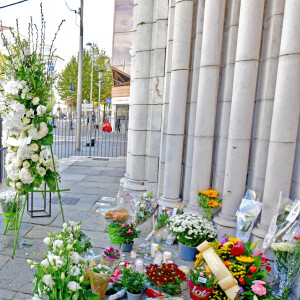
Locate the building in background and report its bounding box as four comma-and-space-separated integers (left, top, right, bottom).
110, 0, 133, 119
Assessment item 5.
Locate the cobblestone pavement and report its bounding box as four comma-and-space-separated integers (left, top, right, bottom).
0, 156, 193, 300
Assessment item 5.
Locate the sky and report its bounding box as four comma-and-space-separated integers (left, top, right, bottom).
0, 0, 115, 68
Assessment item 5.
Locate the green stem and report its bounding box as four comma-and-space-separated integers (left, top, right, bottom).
12, 193, 27, 258
4, 192, 18, 234
49, 145, 65, 223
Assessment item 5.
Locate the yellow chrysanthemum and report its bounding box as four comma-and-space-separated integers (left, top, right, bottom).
228, 237, 240, 243
236, 256, 254, 263
198, 189, 219, 199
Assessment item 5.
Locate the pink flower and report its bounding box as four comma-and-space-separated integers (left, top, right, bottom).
127, 229, 133, 233
251, 283, 267, 296
253, 249, 268, 265
253, 280, 266, 286
200, 272, 204, 276
122, 224, 126, 227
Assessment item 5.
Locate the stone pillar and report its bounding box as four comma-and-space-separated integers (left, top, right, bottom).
212, 0, 240, 196
247, 0, 285, 194
290, 119, 300, 200
253, 0, 300, 237
158, 0, 175, 196
158, 0, 193, 207
187, 0, 226, 209
214, 0, 265, 234
145, 0, 169, 194
122, 0, 154, 191
182, 0, 205, 203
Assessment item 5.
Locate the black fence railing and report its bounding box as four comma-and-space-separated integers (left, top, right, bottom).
52, 111, 129, 159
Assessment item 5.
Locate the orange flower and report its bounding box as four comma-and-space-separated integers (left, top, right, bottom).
224, 261, 230, 267
198, 189, 219, 199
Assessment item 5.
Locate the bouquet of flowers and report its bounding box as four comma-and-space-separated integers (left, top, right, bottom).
89, 264, 113, 299
121, 265, 146, 295
197, 189, 222, 220
155, 209, 169, 230
271, 222, 300, 299
146, 263, 187, 296
195, 236, 273, 300
0, 190, 22, 213
133, 192, 158, 225
28, 221, 97, 299
118, 222, 140, 244
167, 213, 217, 247
100, 247, 121, 270
190, 258, 215, 299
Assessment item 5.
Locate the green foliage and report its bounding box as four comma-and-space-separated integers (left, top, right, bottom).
121, 266, 146, 294
56, 47, 113, 106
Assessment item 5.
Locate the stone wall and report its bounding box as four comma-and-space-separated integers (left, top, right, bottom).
121, 0, 300, 238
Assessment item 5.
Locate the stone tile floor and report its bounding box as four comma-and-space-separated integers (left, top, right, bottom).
0, 157, 193, 300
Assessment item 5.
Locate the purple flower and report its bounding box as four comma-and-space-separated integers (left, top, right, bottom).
238, 286, 244, 295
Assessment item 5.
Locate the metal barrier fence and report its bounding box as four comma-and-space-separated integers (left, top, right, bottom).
0, 147, 7, 183
52, 112, 129, 159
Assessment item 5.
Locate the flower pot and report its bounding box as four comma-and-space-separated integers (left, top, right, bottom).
3, 211, 18, 230
189, 280, 213, 300
178, 242, 198, 261
90, 271, 112, 300
127, 291, 142, 300
107, 223, 122, 244
122, 242, 133, 252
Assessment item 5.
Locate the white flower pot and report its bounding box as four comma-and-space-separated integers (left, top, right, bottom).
127, 291, 143, 300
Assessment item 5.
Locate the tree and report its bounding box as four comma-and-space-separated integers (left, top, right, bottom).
56, 46, 113, 107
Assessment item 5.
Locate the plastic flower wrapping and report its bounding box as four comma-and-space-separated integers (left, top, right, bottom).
28, 221, 97, 299
236, 190, 262, 242
194, 237, 274, 300
197, 189, 222, 220
0, 190, 23, 213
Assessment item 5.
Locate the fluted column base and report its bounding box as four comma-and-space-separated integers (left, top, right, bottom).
213, 213, 237, 239
158, 196, 182, 208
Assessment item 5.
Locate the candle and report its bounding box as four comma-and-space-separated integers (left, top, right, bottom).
135, 258, 144, 273
155, 250, 163, 261
130, 250, 136, 258
153, 257, 162, 265
163, 251, 172, 262
154, 232, 162, 243
179, 266, 189, 290
166, 260, 173, 264
151, 243, 159, 258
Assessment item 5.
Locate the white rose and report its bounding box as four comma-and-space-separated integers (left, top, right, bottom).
26, 108, 34, 118
40, 258, 49, 268
70, 252, 82, 264
13, 157, 23, 168
43, 237, 52, 246
19, 168, 35, 184
67, 281, 81, 291
37, 167, 46, 177
53, 240, 63, 248
23, 161, 30, 169
32, 97, 40, 105
16, 182, 22, 190
22, 117, 31, 125
31, 154, 39, 162
42, 274, 55, 288
37, 105, 47, 116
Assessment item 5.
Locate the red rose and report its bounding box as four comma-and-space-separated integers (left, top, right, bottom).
266, 266, 271, 272
250, 266, 257, 273
246, 275, 252, 279
239, 277, 245, 285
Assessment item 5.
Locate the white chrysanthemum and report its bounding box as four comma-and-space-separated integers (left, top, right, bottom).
37, 105, 47, 116
23, 161, 30, 169
32, 97, 40, 105
19, 168, 35, 184
37, 167, 46, 177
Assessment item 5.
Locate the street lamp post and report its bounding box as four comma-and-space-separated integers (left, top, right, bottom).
96, 69, 106, 125
86, 42, 95, 156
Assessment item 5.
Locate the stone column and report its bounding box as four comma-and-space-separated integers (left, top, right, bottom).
214, 0, 265, 235
182, 0, 205, 203
122, 0, 154, 191
187, 0, 226, 209
145, 0, 169, 194
253, 0, 300, 237
290, 120, 300, 200
158, 0, 193, 207
158, 0, 175, 196
247, 0, 285, 194
212, 0, 240, 196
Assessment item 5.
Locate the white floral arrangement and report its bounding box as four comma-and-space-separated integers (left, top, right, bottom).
271, 242, 296, 253
167, 213, 217, 247
0, 190, 23, 213
28, 221, 96, 299
91, 264, 112, 274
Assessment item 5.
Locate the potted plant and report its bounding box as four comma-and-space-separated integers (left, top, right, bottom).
197, 189, 222, 220
146, 263, 187, 296
100, 247, 122, 270
189, 258, 215, 299
89, 264, 113, 299
167, 213, 217, 261
118, 222, 140, 252
121, 266, 146, 300
0, 190, 22, 231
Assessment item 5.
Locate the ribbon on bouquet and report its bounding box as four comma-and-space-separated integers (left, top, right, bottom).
197, 241, 240, 300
